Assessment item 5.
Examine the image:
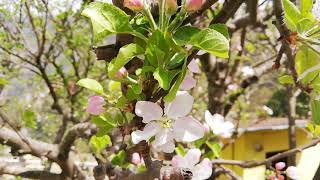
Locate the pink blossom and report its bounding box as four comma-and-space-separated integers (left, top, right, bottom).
205, 111, 234, 138
203, 123, 210, 134
131, 152, 141, 165
180, 74, 196, 90
86, 95, 105, 115
172, 148, 212, 180
114, 67, 128, 80
131, 91, 204, 153
275, 162, 286, 171
188, 59, 201, 74
185, 0, 203, 12
124, 0, 144, 11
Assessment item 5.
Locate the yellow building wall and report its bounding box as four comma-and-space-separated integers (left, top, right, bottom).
219, 128, 310, 180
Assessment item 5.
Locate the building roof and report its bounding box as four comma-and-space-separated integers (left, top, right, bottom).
238, 117, 309, 132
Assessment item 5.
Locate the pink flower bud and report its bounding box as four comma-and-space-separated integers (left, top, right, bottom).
275, 162, 286, 171
165, 0, 178, 14
114, 67, 128, 80
278, 175, 285, 180
86, 95, 105, 115
124, 0, 144, 11
131, 152, 141, 165
185, 0, 203, 12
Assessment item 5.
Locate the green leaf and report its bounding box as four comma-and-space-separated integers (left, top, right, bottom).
174, 26, 200, 46
0, 78, 8, 85
22, 109, 37, 129
164, 66, 186, 102
131, 84, 142, 94
206, 141, 221, 158
296, 18, 317, 35
116, 96, 127, 108
300, 0, 313, 16
90, 135, 111, 153
108, 44, 144, 78
190, 28, 229, 58
153, 68, 180, 90
77, 78, 104, 94
311, 100, 320, 125
111, 150, 127, 166
295, 45, 320, 84
167, 52, 188, 69
278, 75, 294, 84
282, 0, 302, 30
209, 24, 230, 39
145, 30, 170, 67
82, 2, 132, 42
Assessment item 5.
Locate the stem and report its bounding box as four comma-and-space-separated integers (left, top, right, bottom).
159, 0, 166, 31
144, 9, 157, 30
129, 31, 148, 42
167, 10, 188, 32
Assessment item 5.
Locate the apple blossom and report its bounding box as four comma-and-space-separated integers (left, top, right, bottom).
180, 59, 201, 90
205, 110, 235, 138
131, 152, 142, 165
185, 0, 203, 12
86, 95, 105, 115
286, 166, 298, 179
275, 162, 286, 171
188, 59, 201, 74
241, 66, 255, 77
114, 67, 128, 80
203, 123, 210, 134
172, 148, 212, 180
131, 91, 204, 153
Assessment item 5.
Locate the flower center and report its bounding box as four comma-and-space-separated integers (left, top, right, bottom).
160, 116, 172, 128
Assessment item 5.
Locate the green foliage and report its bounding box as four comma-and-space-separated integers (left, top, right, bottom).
108, 43, 144, 79
90, 135, 111, 154
311, 100, 320, 125
77, 78, 104, 94
278, 75, 294, 84
153, 68, 180, 90
282, 0, 302, 30
22, 109, 37, 129
82, 2, 133, 42
175, 144, 186, 156
111, 150, 130, 168
206, 141, 221, 158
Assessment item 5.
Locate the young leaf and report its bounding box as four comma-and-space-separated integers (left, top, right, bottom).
22, 109, 37, 129
278, 75, 294, 84
173, 26, 200, 45
108, 44, 144, 78
300, 0, 313, 16
153, 68, 180, 90
175, 144, 186, 156
164, 61, 187, 102
77, 78, 104, 94
82, 2, 133, 42
282, 0, 302, 30
206, 141, 222, 158
111, 150, 127, 166
209, 24, 230, 39
145, 30, 170, 67
90, 135, 111, 153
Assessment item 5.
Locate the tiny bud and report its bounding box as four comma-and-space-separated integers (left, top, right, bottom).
272, 62, 280, 70
305, 86, 313, 94
165, 0, 178, 15
275, 162, 286, 171
185, 0, 204, 12
124, 0, 144, 11
114, 67, 128, 80
131, 152, 141, 165
287, 32, 298, 45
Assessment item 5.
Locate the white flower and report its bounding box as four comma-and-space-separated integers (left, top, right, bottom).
180, 59, 201, 90
205, 111, 235, 138
286, 166, 298, 179
172, 148, 212, 180
131, 91, 204, 153
241, 66, 255, 77
263, 105, 273, 115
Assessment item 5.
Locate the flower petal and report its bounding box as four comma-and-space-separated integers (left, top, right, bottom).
286, 166, 299, 179
153, 128, 174, 147
157, 140, 176, 153
188, 59, 201, 73
173, 117, 204, 142
131, 122, 161, 144
184, 148, 201, 167
219, 121, 235, 138
86, 95, 105, 115
180, 74, 196, 90
135, 101, 163, 123
164, 91, 194, 119
172, 155, 187, 168
192, 158, 212, 180
205, 111, 223, 129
